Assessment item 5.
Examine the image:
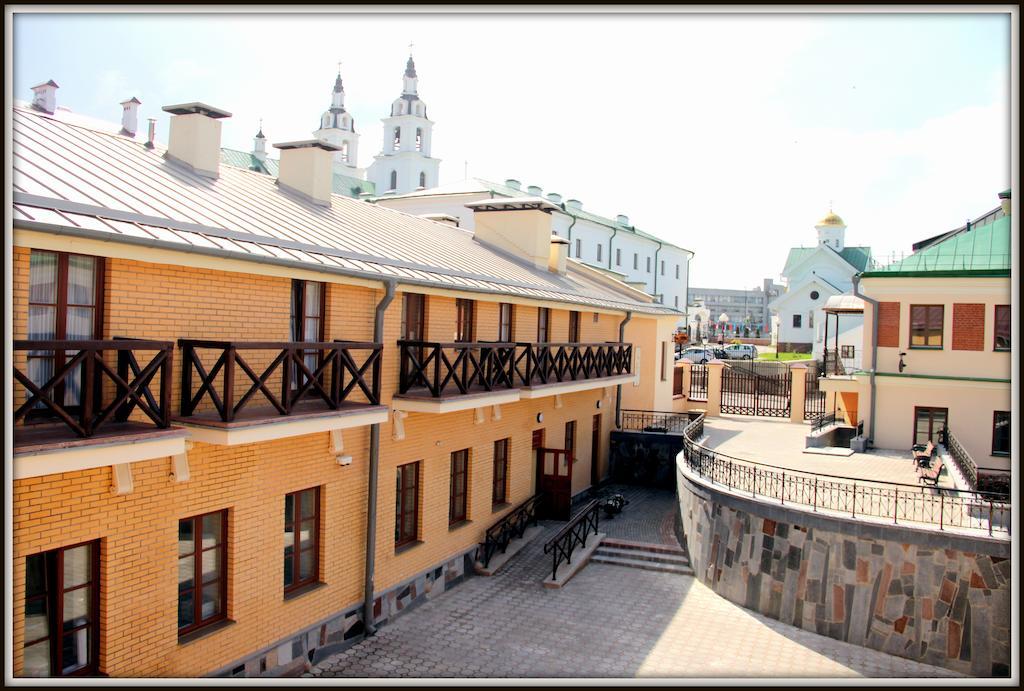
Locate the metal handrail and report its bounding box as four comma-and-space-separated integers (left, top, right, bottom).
943, 427, 978, 490
543, 500, 601, 580
811, 412, 838, 434
680, 414, 1010, 536
479, 494, 543, 568
619, 409, 691, 433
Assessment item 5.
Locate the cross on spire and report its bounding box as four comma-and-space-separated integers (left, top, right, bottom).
408, 41, 414, 55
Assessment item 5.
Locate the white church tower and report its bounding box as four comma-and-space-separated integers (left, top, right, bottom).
367, 55, 441, 194
815, 209, 846, 251
313, 70, 362, 177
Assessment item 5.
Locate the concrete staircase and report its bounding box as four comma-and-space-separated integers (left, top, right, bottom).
590, 538, 694, 576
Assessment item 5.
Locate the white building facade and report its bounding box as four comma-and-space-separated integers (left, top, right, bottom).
769, 211, 871, 356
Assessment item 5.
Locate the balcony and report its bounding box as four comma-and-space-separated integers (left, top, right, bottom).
13, 339, 186, 476
175, 339, 387, 444
394, 340, 634, 413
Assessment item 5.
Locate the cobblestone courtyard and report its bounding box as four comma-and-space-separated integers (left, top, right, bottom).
309, 487, 960, 679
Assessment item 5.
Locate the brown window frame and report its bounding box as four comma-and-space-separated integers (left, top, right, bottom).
449, 449, 470, 525
537, 307, 550, 343
177, 510, 228, 637
401, 293, 427, 341
395, 462, 420, 548
492, 438, 510, 507
498, 303, 515, 342
913, 406, 948, 446
23, 540, 101, 677
455, 299, 475, 343
25, 250, 106, 418
992, 411, 1010, 456
291, 279, 327, 393
565, 420, 577, 458
840, 345, 855, 358
283, 487, 321, 594
909, 304, 944, 349
568, 311, 581, 343
994, 305, 1010, 351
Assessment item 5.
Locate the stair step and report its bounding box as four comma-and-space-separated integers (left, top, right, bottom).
590, 554, 694, 576
598, 538, 687, 557
593, 546, 690, 566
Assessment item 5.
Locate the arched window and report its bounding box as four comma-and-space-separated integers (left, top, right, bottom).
340, 141, 349, 163
415, 128, 423, 152
392, 127, 401, 151
389, 171, 398, 191
419, 172, 426, 189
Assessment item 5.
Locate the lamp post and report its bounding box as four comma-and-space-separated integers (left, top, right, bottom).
718, 313, 729, 346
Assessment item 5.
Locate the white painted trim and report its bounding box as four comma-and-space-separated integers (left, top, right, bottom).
14, 435, 187, 480
180, 408, 387, 446
519, 373, 637, 399
390, 390, 521, 414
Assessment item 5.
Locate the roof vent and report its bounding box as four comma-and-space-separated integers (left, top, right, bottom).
274, 139, 340, 207
145, 118, 157, 149
546, 192, 562, 204
566, 199, 583, 210
505, 179, 521, 190
120, 97, 141, 137
31, 80, 59, 114
527, 185, 543, 197
162, 102, 232, 178
616, 214, 630, 226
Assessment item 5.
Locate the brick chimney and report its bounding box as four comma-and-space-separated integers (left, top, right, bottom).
161, 102, 232, 178
31, 80, 59, 114
273, 140, 341, 207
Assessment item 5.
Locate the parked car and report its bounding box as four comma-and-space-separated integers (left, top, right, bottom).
676, 346, 726, 364
723, 343, 759, 360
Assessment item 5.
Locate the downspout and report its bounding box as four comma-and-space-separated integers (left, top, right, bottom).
851, 274, 877, 445
562, 204, 578, 258
653, 240, 663, 302
608, 225, 619, 270
362, 278, 396, 636
615, 311, 633, 428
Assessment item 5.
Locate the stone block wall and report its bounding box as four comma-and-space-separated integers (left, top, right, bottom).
676, 464, 1011, 677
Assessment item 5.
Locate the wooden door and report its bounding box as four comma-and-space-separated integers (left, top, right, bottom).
591, 414, 602, 486
538, 448, 572, 520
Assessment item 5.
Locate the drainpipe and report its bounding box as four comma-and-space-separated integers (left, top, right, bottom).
562, 204, 578, 259
615, 311, 633, 428
607, 226, 619, 270
653, 240, 663, 302
362, 279, 396, 636
851, 274, 877, 445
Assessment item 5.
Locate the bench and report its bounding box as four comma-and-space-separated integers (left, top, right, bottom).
911, 441, 935, 466
918, 462, 942, 486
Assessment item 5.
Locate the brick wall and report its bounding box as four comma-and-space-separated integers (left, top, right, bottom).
951, 303, 985, 351
877, 302, 900, 348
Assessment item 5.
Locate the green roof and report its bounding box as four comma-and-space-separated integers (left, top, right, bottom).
861, 214, 1010, 277
219, 148, 375, 199
782, 245, 873, 276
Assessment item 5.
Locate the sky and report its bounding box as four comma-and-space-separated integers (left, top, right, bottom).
11, 9, 1012, 290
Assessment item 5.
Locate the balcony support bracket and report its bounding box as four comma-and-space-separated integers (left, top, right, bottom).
169, 448, 191, 483
492, 404, 502, 421
474, 407, 485, 425
111, 463, 134, 495
392, 409, 408, 441
331, 429, 353, 466
554, 395, 564, 410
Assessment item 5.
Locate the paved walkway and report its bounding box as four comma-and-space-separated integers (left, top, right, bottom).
308, 488, 960, 679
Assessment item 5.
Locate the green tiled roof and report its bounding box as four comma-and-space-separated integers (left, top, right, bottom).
219, 148, 374, 199
861, 214, 1010, 277
782, 245, 873, 276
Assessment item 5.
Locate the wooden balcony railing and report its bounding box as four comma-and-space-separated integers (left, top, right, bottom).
14, 339, 173, 439
179, 340, 382, 423
398, 340, 518, 396
513, 342, 632, 387
397, 341, 634, 398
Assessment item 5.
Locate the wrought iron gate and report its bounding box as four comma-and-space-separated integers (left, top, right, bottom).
804, 363, 826, 420
689, 364, 708, 400
720, 362, 791, 417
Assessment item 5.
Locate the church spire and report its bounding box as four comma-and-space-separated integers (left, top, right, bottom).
405, 55, 417, 79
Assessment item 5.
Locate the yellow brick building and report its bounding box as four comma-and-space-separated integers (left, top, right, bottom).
8, 101, 681, 677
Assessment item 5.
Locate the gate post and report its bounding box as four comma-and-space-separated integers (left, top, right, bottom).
678, 361, 691, 410
789, 363, 807, 424
705, 359, 724, 418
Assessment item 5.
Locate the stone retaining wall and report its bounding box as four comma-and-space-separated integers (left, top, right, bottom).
676, 461, 1011, 677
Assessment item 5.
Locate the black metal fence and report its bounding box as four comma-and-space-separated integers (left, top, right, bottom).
720, 363, 791, 417
619, 409, 692, 433
804, 367, 826, 420
543, 500, 601, 580
680, 413, 1010, 537
480, 494, 542, 568
689, 364, 708, 400
943, 427, 977, 490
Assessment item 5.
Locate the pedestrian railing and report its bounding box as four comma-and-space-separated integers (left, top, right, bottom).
479, 493, 543, 569
810, 412, 837, 434
543, 500, 601, 580
680, 413, 1010, 537
942, 427, 977, 490
619, 409, 692, 433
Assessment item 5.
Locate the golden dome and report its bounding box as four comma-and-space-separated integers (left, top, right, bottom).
817, 211, 845, 226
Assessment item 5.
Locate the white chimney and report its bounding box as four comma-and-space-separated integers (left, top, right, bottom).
616, 214, 630, 226
120, 97, 141, 137
546, 192, 562, 204
274, 139, 340, 207
527, 185, 543, 197
466, 197, 561, 272
549, 235, 569, 275
505, 179, 521, 190
162, 102, 232, 178
31, 80, 59, 114
566, 199, 583, 210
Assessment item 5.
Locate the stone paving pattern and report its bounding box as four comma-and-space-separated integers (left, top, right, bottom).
677, 469, 1010, 677
309, 489, 961, 679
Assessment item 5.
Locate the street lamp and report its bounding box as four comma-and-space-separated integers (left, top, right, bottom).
718, 313, 729, 345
